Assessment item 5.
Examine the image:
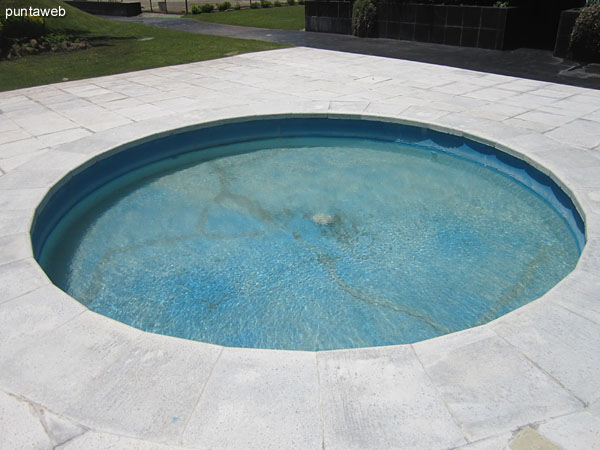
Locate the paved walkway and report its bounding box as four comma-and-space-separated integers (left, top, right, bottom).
1, 48, 600, 449
112, 14, 600, 90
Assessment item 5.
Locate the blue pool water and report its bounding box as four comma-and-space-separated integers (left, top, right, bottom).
35, 118, 583, 350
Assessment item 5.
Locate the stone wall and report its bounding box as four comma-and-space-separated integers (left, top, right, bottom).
377, 3, 521, 50
65, 1, 142, 17
305, 0, 586, 51
305, 1, 352, 35
553, 8, 581, 58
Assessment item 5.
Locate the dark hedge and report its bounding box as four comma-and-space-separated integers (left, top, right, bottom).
570, 3, 600, 61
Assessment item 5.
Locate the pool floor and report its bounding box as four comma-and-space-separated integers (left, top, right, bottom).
40, 136, 580, 350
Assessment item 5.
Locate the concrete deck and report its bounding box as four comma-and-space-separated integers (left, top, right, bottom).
1, 48, 600, 449
112, 14, 600, 90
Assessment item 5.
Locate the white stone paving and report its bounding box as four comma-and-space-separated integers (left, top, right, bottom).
182, 348, 320, 449
1, 47, 600, 449
318, 346, 467, 449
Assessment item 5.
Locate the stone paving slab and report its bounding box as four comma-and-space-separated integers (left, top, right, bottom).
538, 412, 600, 450
413, 326, 582, 442
1, 48, 600, 449
0, 258, 50, 305
551, 269, 600, 327
66, 333, 222, 443
0, 233, 30, 266
57, 432, 190, 450
318, 345, 466, 449
0, 188, 47, 212
0, 391, 54, 450
0, 284, 85, 360
181, 347, 320, 449
492, 300, 600, 403
0, 311, 142, 414
455, 433, 513, 450
510, 427, 562, 450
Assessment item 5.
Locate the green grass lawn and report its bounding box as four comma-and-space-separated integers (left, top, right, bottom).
185, 5, 305, 30
0, 0, 287, 91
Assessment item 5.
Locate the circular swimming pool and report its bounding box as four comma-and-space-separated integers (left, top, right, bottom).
33, 117, 584, 351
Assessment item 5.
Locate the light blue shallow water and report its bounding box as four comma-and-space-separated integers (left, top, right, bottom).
40, 135, 581, 350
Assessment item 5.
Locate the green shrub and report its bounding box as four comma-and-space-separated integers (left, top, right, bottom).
191, 4, 202, 13
570, 3, 600, 62
274, 0, 282, 6
250, 1, 260, 7
260, 0, 272, 7
352, 0, 376, 37
0, 20, 6, 54
217, 1, 231, 10
1, 15, 46, 41
201, 3, 215, 12
234, 3, 241, 9
41, 32, 75, 43
287, 0, 295, 4
297, 0, 304, 4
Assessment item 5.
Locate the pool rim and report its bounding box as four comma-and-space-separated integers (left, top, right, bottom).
30, 112, 590, 249
3, 98, 600, 447
16, 107, 596, 340
29, 113, 588, 351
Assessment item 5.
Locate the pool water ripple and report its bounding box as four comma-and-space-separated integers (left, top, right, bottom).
37, 132, 582, 351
